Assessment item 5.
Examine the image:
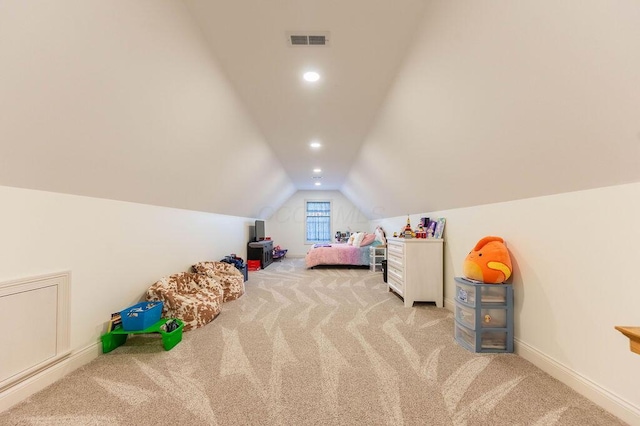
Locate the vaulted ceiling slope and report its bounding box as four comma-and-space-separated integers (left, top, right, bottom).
182, 0, 429, 192
0, 0, 294, 219
343, 1, 640, 219
2, 1, 638, 221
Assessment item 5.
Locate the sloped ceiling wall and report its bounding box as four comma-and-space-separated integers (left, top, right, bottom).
343, 0, 640, 219
0, 0, 294, 218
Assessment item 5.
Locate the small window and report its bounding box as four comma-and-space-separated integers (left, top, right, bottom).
305, 201, 331, 244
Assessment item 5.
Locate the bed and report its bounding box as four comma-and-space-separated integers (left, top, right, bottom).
305, 229, 386, 268
305, 243, 371, 268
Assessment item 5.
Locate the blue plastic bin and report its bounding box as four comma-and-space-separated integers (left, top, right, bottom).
120, 301, 163, 331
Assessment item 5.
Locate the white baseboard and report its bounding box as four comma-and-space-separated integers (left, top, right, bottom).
444, 297, 455, 312
515, 339, 640, 425
0, 341, 101, 413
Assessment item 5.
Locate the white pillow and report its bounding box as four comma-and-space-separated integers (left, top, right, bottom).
353, 232, 366, 248
347, 233, 357, 245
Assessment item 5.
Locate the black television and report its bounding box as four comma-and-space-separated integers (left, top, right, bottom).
255, 220, 266, 241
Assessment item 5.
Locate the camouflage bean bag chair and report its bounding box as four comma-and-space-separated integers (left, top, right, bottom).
146, 272, 223, 331
192, 261, 245, 302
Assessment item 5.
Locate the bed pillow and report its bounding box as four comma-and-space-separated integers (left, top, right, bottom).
353, 232, 366, 247
347, 233, 357, 245
360, 233, 376, 247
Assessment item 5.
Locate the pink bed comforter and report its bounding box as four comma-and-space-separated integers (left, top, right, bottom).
305, 244, 370, 268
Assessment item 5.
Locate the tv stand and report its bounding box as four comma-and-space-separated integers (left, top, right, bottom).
247, 240, 274, 269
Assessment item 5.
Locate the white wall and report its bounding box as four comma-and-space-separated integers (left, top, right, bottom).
372, 182, 640, 424
0, 0, 295, 218
348, 2, 640, 420
344, 0, 640, 218
0, 185, 253, 351
266, 190, 370, 257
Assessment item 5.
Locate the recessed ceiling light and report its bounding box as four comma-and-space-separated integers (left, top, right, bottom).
303, 71, 320, 82
313, 168, 322, 173
314, 182, 322, 186
310, 141, 322, 149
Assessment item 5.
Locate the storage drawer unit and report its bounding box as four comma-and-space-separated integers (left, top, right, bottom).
386, 237, 443, 308
455, 278, 508, 306
454, 277, 513, 353
455, 304, 507, 329
455, 324, 509, 352
369, 246, 386, 272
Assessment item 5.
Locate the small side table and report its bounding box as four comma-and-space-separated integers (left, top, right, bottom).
101, 318, 184, 353
369, 246, 387, 272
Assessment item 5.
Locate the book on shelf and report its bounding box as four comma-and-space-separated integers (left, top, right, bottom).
107, 312, 122, 332
426, 220, 437, 237
433, 218, 446, 239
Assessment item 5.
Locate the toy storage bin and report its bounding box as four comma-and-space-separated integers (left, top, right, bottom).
455, 277, 507, 306
455, 323, 476, 351
454, 277, 513, 353
481, 331, 508, 351
455, 304, 507, 329
247, 260, 261, 271
455, 323, 509, 352
120, 301, 163, 331
101, 318, 184, 353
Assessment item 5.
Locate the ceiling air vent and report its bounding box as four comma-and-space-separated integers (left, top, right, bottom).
308, 35, 326, 45
290, 35, 309, 45
287, 32, 330, 47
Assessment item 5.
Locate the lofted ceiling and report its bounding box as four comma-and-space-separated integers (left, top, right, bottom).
183, 0, 428, 191
3, 0, 637, 220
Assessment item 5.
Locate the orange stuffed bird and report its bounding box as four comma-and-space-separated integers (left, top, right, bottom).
463, 236, 512, 283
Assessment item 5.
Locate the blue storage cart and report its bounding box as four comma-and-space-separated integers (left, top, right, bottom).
454, 277, 514, 353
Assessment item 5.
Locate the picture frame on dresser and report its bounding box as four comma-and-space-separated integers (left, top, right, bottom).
433, 218, 446, 239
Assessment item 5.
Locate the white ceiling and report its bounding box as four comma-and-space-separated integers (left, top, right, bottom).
3, 1, 637, 221
183, 0, 428, 191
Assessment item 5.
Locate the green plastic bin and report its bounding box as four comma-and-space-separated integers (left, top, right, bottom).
101, 318, 184, 353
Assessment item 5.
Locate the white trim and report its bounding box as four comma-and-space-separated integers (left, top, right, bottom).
444, 296, 456, 312
0, 271, 71, 391
0, 341, 101, 413
515, 339, 640, 425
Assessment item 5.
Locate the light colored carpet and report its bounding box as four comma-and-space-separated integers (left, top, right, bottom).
0, 258, 625, 425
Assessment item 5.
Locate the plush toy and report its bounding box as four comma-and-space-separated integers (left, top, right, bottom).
463, 236, 512, 283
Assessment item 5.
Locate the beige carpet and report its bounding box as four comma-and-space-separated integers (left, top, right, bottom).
0, 258, 625, 425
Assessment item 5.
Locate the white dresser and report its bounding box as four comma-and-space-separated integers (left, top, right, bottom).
386, 237, 443, 308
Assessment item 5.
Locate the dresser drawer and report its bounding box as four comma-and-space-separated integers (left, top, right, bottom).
387, 241, 404, 257
455, 278, 507, 307
455, 303, 507, 330
387, 263, 403, 282
388, 274, 403, 295
387, 254, 402, 270
455, 323, 476, 351
455, 323, 508, 352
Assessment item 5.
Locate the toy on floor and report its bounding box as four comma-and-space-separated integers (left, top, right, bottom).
463, 236, 512, 283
